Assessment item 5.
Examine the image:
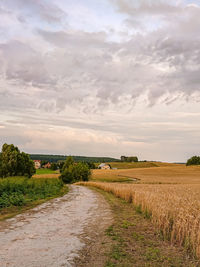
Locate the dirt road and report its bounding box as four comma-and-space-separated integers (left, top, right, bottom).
0, 186, 112, 267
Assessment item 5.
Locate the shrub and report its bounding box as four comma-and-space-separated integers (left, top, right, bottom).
60, 157, 91, 183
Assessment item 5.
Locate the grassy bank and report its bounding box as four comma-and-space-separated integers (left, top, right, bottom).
0, 177, 68, 220
89, 187, 198, 267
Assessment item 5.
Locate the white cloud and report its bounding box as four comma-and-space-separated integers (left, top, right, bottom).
0, 0, 200, 161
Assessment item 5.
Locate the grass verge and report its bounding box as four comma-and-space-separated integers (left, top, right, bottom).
87, 186, 199, 267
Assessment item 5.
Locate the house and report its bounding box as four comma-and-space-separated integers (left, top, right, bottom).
98, 163, 111, 170
43, 162, 51, 169
34, 160, 41, 169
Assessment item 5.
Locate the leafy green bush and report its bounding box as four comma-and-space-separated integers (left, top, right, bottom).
60, 157, 91, 183
0, 177, 64, 209
186, 156, 200, 166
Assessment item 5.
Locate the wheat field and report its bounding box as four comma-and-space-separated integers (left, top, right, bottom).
92, 165, 200, 184
78, 180, 200, 258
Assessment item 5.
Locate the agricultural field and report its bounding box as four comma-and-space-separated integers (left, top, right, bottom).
77, 163, 200, 264
33, 169, 60, 179
35, 169, 58, 175
78, 181, 200, 261
92, 164, 200, 184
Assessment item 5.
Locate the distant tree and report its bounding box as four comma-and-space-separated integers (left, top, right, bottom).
85, 162, 96, 169
0, 143, 35, 178
121, 156, 138, 162
57, 161, 64, 170
186, 156, 200, 166
60, 157, 90, 183
50, 162, 58, 170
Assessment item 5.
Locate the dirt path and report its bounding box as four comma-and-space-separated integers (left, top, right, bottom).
0, 185, 113, 267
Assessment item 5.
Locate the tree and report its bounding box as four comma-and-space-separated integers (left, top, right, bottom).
85, 162, 96, 169
62, 156, 74, 172
186, 156, 200, 166
0, 143, 36, 178
121, 156, 138, 162
50, 162, 58, 170
60, 156, 91, 184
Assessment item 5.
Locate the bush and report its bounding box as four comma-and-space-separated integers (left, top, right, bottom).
186, 156, 200, 166
60, 157, 91, 184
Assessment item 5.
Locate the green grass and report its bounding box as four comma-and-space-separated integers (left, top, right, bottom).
36, 169, 57, 175
0, 176, 65, 211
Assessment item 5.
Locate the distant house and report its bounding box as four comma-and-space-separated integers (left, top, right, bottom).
98, 163, 111, 170
34, 160, 41, 169
43, 162, 51, 169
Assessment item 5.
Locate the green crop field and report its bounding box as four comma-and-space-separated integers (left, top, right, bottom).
36, 169, 58, 175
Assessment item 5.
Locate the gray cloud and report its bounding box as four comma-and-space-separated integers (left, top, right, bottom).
1, 0, 66, 23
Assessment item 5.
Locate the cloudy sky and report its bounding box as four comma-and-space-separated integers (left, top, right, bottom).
0, 0, 200, 162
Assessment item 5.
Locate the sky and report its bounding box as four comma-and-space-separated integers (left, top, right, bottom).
0, 0, 200, 162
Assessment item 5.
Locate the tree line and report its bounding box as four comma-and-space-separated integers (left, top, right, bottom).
121, 156, 138, 162
29, 154, 119, 163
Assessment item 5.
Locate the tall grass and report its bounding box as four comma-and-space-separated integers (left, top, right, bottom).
0, 177, 64, 209
78, 181, 200, 259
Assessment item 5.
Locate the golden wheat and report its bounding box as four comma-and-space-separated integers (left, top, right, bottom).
92, 165, 200, 184
78, 181, 200, 258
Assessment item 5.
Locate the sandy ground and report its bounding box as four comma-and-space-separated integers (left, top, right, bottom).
0, 186, 113, 267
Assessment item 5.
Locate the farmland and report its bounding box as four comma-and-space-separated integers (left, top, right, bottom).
77, 162, 200, 263
92, 164, 200, 184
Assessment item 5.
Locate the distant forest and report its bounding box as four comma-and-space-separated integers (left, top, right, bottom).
29, 154, 119, 163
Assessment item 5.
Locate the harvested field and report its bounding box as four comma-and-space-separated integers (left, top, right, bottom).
78, 181, 200, 259
33, 173, 60, 179
92, 165, 200, 184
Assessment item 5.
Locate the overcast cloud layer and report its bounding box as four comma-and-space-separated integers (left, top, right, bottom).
0, 0, 200, 162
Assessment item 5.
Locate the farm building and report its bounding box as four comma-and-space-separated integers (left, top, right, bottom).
98, 163, 111, 170
34, 160, 41, 169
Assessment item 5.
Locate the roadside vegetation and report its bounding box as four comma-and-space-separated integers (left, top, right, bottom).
0, 177, 66, 219
0, 144, 69, 220
94, 188, 198, 267
78, 181, 200, 262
